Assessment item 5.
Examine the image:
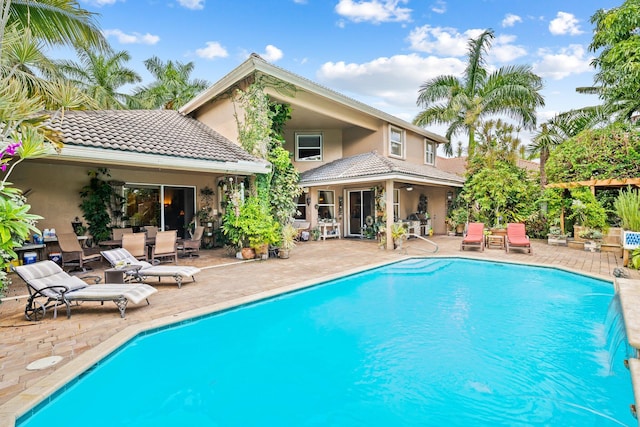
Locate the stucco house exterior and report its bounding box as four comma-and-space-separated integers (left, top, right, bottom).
180, 54, 464, 247
13, 54, 463, 250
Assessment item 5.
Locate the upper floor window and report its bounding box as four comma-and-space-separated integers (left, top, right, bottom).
296, 133, 323, 161
390, 127, 404, 158
424, 140, 435, 165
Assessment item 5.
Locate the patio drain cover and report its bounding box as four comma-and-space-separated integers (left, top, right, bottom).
26, 356, 63, 371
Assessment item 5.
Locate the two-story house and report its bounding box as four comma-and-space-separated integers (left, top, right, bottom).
11, 54, 463, 250
181, 54, 464, 246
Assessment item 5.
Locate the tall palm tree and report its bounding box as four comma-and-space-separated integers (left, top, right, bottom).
2, 0, 106, 50
413, 29, 545, 156
57, 46, 141, 109
130, 56, 209, 110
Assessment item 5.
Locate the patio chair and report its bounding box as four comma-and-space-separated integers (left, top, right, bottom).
14, 260, 157, 320
152, 230, 178, 264
143, 225, 158, 239
101, 248, 201, 288
505, 223, 533, 255
178, 226, 204, 257
122, 232, 148, 261
460, 222, 485, 251
112, 227, 133, 241
57, 232, 102, 272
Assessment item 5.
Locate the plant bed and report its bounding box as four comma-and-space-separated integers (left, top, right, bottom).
547, 235, 568, 246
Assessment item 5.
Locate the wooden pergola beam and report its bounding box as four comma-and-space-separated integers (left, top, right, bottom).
545, 178, 640, 189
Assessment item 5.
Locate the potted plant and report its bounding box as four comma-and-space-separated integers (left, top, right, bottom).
197, 185, 216, 226
279, 223, 298, 259
391, 222, 407, 250
614, 188, 640, 250
222, 196, 279, 260
547, 226, 569, 246
579, 229, 604, 252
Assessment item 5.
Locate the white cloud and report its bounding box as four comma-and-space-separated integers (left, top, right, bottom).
501, 13, 522, 28
407, 26, 484, 56
260, 45, 284, 62
335, 0, 411, 24
549, 11, 583, 36
177, 0, 205, 10
431, 0, 446, 14
533, 44, 592, 80
195, 41, 228, 59
103, 29, 159, 45
490, 34, 527, 63
317, 54, 465, 117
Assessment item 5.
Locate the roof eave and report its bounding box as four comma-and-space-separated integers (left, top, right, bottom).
179, 56, 447, 144
58, 146, 271, 175
299, 172, 464, 188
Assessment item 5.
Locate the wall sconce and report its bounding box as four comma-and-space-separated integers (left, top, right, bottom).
446, 191, 453, 201
314, 204, 319, 210
405, 186, 413, 192
306, 196, 311, 206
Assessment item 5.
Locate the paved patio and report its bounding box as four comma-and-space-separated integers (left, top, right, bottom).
0, 235, 638, 425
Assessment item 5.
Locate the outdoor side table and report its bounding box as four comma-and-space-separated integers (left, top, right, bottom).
487, 235, 505, 249
104, 265, 142, 284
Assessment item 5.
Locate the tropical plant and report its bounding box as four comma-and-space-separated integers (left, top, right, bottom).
56, 46, 141, 109
567, 187, 608, 233
130, 56, 209, 110
280, 223, 298, 251
78, 168, 122, 243
614, 187, 640, 231
221, 196, 279, 251
413, 29, 544, 156
2, 0, 107, 50
631, 248, 640, 270
589, 0, 640, 118
578, 229, 604, 241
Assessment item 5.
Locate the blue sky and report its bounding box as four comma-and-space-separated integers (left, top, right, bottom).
74, 0, 621, 151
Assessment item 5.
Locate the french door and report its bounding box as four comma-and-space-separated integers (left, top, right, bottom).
347, 190, 374, 237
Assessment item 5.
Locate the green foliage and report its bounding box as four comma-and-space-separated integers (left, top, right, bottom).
631, 248, 640, 269
525, 211, 550, 239
567, 187, 609, 232
545, 122, 640, 183
390, 222, 407, 240
78, 168, 120, 242
459, 161, 538, 227
614, 187, 640, 231
221, 196, 279, 250
280, 223, 298, 251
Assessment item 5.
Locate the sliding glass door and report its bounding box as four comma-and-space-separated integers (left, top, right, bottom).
347, 190, 374, 237
124, 184, 195, 238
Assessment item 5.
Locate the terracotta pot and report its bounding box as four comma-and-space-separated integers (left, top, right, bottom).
241, 247, 255, 259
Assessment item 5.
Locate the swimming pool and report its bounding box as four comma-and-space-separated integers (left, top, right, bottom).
16, 258, 635, 426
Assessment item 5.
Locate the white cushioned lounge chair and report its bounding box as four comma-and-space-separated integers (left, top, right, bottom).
101, 248, 201, 288
14, 261, 157, 320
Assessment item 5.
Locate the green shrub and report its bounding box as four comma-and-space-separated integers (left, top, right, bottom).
614, 187, 640, 231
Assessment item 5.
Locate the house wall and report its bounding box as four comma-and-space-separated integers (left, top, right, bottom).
342, 127, 381, 157
191, 97, 240, 143
11, 160, 218, 234
284, 128, 343, 173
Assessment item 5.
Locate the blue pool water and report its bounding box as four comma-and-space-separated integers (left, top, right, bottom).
17, 258, 635, 426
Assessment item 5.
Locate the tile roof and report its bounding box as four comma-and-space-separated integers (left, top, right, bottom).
46, 109, 261, 164
299, 152, 465, 186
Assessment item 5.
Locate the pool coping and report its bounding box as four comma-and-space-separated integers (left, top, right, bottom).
2, 254, 639, 426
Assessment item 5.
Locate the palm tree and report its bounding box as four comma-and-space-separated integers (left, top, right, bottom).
413, 29, 545, 156
130, 56, 209, 110
57, 46, 141, 109
2, 0, 106, 49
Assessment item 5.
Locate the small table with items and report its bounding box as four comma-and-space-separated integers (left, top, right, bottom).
486, 234, 505, 249
104, 264, 142, 284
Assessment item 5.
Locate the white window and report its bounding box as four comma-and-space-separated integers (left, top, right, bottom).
317, 190, 335, 220
390, 127, 404, 158
424, 140, 435, 165
296, 133, 322, 161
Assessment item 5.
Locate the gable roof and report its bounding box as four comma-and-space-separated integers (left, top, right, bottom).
46, 110, 269, 174
180, 54, 447, 144
299, 151, 465, 187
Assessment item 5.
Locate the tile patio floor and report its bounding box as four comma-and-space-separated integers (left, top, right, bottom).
1, 235, 639, 424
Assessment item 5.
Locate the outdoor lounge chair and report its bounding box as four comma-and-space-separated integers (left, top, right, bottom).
101, 248, 201, 288
505, 223, 532, 254
14, 261, 157, 320
460, 222, 485, 251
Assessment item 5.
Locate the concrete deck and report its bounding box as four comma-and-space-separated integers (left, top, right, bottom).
1, 235, 639, 425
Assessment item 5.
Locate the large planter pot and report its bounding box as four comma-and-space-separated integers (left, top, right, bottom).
547, 235, 568, 246
278, 248, 290, 259
241, 247, 255, 259
584, 240, 601, 253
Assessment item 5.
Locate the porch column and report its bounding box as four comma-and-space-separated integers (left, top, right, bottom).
385, 179, 394, 250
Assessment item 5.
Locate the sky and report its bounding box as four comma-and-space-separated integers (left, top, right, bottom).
72, 0, 622, 154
